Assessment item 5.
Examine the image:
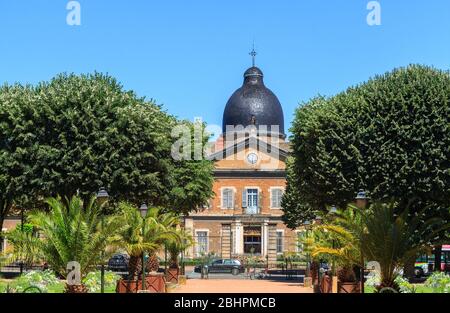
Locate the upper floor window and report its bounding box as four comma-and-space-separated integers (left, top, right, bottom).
271, 188, 284, 208
221, 188, 234, 209
242, 188, 260, 215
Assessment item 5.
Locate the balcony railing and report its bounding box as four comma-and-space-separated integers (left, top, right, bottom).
244, 207, 260, 215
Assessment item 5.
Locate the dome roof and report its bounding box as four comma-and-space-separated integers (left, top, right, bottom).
222, 66, 285, 137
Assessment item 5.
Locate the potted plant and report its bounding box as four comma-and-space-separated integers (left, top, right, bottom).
112, 203, 180, 293
302, 206, 364, 293
337, 266, 360, 293
5, 196, 119, 293
166, 228, 193, 284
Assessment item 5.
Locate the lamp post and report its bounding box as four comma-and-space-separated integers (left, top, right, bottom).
303, 220, 313, 279
328, 206, 339, 293
355, 190, 369, 209
96, 187, 109, 294
355, 190, 369, 294
139, 203, 148, 291
328, 206, 337, 276
20, 207, 24, 275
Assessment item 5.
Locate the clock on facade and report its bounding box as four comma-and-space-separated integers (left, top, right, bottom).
246, 153, 259, 165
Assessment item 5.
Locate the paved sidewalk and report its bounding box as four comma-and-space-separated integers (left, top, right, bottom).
172, 279, 313, 293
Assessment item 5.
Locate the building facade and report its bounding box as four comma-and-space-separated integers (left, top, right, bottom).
183, 64, 301, 264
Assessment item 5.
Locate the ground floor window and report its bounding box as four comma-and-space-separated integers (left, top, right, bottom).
196, 231, 208, 256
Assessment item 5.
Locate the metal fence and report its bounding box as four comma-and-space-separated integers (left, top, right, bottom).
185, 234, 306, 267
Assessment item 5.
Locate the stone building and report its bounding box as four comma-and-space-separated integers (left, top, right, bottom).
183, 62, 300, 264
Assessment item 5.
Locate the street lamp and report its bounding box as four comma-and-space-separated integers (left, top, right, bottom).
328, 206, 338, 283
139, 203, 148, 291
355, 190, 369, 293
303, 220, 312, 278
20, 207, 24, 275
355, 190, 369, 209
329, 206, 338, 214
96, 187, 109, 206
96, 187, 109, 294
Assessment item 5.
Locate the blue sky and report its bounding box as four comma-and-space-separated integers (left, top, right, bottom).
1, 1, 450, 138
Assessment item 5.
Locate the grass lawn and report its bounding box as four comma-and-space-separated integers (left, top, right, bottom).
0, 279, 116, 293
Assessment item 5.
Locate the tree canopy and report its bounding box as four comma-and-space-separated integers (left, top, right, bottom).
0, 73, 214, 230
283, 65, 450, 228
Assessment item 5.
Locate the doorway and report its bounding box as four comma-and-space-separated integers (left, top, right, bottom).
244, 226, 262, 254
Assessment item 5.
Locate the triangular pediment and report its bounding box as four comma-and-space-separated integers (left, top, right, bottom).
207, 137, 289, 172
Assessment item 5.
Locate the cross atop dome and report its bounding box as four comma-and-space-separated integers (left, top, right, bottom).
249, 44, 257, 67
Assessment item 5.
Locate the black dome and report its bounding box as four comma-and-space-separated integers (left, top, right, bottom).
222, 67, 285, 136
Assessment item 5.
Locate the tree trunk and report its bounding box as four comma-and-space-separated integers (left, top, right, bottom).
146, 253, 160, 272
404, 258, 416, 280
434, 245, 442, 272
0, 199, 11, 252
0, 215, 4, 252
128, 255, 142, 280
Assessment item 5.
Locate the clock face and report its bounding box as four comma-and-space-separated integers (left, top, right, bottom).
247, 153, 258, 165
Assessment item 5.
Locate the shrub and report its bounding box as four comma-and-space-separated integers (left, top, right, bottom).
365, 273, 415, 293
425, 272, 450, 293
14, 270, 60, 293
395, 276, 416, 293
82, 271, 121, 293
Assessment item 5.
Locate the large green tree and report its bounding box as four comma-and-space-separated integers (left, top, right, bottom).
0, 84, 37, 233
283, 65, 450, 229
0, 73, 213, 232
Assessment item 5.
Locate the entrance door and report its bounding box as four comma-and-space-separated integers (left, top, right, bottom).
244, 226, 262, 254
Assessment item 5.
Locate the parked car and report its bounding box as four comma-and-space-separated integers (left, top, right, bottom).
194, 259, 245, 275
108, 253, 129, 272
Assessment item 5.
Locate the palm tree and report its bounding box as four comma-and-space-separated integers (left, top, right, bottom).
309, 206, 364, 280
360, 201, 448, 291
166, 228, 193, 269
0, 228, 43, 270
309, 201, 449, 292
27, 196, 119, 293
111, 203, 180, 280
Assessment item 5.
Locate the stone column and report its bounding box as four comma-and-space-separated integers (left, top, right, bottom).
221, 224, 232, 259
232, 220, 243, 255
261, 220, 269, 257
267, 224, 277, 265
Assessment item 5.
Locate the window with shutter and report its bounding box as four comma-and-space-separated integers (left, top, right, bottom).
222, 189, 234, 209
271, 189, 284, 208
242, 189, 247, 208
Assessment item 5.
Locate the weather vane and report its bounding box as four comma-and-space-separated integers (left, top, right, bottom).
249, 43, 257, 67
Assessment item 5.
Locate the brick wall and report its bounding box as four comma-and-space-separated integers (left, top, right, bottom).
205, 178, 286, 216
